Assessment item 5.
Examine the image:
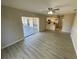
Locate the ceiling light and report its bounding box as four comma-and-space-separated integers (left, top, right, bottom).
48, 11, 53, 15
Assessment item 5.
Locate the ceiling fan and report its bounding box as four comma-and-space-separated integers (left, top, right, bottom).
48, 8, 59, 15
39, 3, 76, 15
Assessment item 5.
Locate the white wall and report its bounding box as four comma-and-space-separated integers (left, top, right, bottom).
1, 6, 46, 49
71, 15, 77, 52
62, 14, 75, 33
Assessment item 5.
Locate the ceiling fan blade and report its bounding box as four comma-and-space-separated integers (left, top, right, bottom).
48, 8, 52, 10
52, 10, 55, 12
54, 8, 60, 10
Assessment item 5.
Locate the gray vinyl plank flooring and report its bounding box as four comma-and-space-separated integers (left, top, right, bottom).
1, 31, 76, 59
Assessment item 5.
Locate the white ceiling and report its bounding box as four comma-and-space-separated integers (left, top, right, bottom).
1, 0, 77, 15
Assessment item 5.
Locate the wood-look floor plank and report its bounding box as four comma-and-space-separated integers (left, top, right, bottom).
1, 31, 76, 59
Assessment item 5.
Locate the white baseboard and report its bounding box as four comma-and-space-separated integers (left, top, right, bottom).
1, 37, 25, 49
1, 33, 36, 49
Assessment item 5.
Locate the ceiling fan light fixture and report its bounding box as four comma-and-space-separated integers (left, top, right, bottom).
48, 11, 53, 15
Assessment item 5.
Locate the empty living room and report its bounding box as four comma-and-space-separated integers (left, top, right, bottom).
1, 0, 77, 59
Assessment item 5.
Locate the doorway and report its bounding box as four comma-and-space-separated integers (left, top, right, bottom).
46, 15, 63, 32
22, 16, 39, 37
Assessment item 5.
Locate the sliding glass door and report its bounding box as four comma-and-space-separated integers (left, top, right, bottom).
22, 16, 39, 37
